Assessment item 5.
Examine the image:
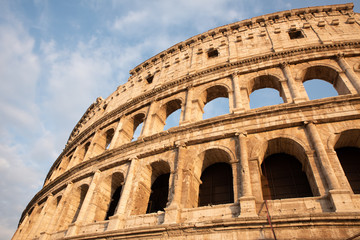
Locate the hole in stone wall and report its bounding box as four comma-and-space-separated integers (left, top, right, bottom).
335, 147, 360, 194
199, 162, 233, 206
146, 75, 154, 84
207, 48, 219, 58
261, 153, 313, 200
289, 30, 304, 39
105, 185, 123, 220
146, 173, 170, 213
203, 97, 229, 119
303, 79, 338, 100
164, 108, 181, 131
250, 88, 283, 109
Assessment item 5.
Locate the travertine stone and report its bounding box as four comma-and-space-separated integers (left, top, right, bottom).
13, 3, 360, 240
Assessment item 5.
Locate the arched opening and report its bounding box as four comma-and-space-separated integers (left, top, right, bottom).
261, 153, 313, 200
105, 129, 115, 150
131, 160, 171, 215
164, 109, 181, 130
201, 85, 229, 120
104, 172, 124, 220
250, 88, 283, 109
334, 129, 360, 194
71, 184, 89, 223
199, 162, 234, 206
155, 99, 182, 132
301, 65, 349, 97
146, 173, 170, 213
304, 79, 338, 100
248, 75, 285, 109
335, 147, 360, 194
129, 113, 145, 141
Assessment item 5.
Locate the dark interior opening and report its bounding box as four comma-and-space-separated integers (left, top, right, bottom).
207, 49, 219, 58
336, 147, 360, 194
199, 162, 234, 206
105, 185, 123, 220
289, 30, 304, 39
146, 173, 170, 213
261, 153, 313, 200
146, 75, 154, 84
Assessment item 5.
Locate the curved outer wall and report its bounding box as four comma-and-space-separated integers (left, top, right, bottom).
12, 3, 360, 240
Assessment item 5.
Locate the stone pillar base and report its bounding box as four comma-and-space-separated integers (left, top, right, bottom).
239, 196, 257, 217
107, 215, 125, 231
293, 97, 307, 104
329, 189, 359, 212
232, 108, 246, 114
65, 223, 79, 236
38, 232, 51, 240
164, 205, 181, 224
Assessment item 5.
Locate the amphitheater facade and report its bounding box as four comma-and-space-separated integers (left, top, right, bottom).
12, 3, 360, 240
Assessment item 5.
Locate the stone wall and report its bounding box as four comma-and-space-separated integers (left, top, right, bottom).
12, 3, 360, 240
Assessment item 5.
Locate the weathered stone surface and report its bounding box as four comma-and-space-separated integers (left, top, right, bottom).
12, 3, 360, 240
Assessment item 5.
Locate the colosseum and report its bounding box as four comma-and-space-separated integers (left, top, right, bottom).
12, 3, 360, 240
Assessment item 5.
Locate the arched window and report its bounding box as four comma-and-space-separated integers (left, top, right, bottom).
104, 172, 124, 220
301, 66, 349, 97
105, 129, 115, 150
250, 88, 284, 109
154, 99, 182, 132
131, 114, 145, 141
335, 147, 360, 194
146, 173, 170, 213
199, 162, 234, 206
261, 153, 313, 200
201, 85, 229, 120
303, 79, 338, 100
334, 129, 360, 194
71, 184, 89, 223
248, 75, 285, 109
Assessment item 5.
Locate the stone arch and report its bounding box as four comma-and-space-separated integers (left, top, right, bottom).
56, 183, 89, 231
194, 147, 235, 207
153, 98, 183, 133
121, 112, 146, 142
131, 160, 171, 215
195, 83, 231, 120
260, 137, 315, 200
247, 74, 286, 107
297, 64, 351, 96
333, 129, 360, 194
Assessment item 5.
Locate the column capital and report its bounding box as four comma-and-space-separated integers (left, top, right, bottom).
236, 131, 247, 137
280, 61, 289, 69
335, 52, 345, 60
129, 156, 138, 161
174, 140, 187, 148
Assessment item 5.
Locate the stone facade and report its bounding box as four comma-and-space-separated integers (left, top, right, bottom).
12, 3, 360, 240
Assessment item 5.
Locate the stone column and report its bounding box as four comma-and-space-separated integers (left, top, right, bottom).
107, 157, 139, 230
164, 141, 186, 224
142, 100, 157, 136
84, 131, 101, 160
66, 170, 102, 236
231, 73, 245, 113
281, 62, 305, 103
279, 79, 293, 103
304, 121, 356, 212
180, 86, 194, 125
240, 86, 250, 110
336, 54, 360, 93
237, 132, 257, 217
108, 117, 125, 150
305, 121, 340, 190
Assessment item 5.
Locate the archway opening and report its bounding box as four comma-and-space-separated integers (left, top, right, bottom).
105, 129, 115, 150
146, 173, 170, 213
71, 184, 89, 223
261, 153, 313, 200
201, 85, 229, 120
335, 147, 360, 194
303, 79, 338, 100
131, 113, 145, 141
105, 172, 124, 220
199, 162, 234, 206
161, 99, 182, 131
250, 88, 283, 109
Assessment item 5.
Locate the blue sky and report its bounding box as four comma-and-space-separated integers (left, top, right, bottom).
0, 1, 358, 239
